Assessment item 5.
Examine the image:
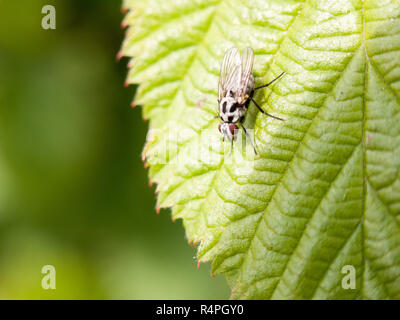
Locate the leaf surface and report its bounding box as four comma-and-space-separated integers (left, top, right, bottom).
121, 0, 400, 299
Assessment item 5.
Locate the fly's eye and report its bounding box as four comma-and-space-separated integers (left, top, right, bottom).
229, 124, 238, 136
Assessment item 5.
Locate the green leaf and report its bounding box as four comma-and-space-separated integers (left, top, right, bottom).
121, 0, 400, 299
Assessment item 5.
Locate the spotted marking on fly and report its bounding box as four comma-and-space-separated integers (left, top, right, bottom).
222, 101, 227, 113
230, 103, 238, 113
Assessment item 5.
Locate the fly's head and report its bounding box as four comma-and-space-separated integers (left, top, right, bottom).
218, 123, 239, 141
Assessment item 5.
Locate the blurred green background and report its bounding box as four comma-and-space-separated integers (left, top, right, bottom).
0, 0, 229, 299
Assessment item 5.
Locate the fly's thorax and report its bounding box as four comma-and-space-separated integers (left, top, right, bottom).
219, 96, 236, 114
219, 95, 247, 124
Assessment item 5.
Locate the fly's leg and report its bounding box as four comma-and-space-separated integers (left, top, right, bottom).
254, 71, 285, 91
249, 72, 285, 121
251, 98, 284, 121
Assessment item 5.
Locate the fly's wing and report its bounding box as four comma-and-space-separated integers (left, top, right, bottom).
218, 47, 241, 101
239, 47, 255, 97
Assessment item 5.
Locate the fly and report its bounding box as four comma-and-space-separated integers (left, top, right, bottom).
217, 47, 285, 155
